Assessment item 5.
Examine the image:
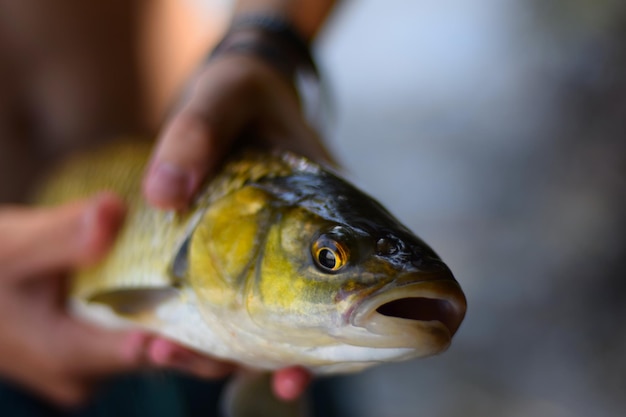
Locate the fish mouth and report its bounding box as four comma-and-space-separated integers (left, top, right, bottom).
351, 275, 467, 353
376, 296, 462, 336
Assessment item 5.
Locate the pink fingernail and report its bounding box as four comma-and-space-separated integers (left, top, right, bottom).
274, 367, 310, 401
148, 338, 175, 365
145, 163, 194, 208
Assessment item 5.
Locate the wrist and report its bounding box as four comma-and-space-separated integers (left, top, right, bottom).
210, 14, 318, 93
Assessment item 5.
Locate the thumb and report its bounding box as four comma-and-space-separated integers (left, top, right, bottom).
142, 56, 261, 210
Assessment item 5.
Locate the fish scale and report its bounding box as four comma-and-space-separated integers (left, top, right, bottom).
40, 141, 189, 300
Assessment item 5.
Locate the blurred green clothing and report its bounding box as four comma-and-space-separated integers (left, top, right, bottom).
0, 373, 224, 417
0, 373, 340, 417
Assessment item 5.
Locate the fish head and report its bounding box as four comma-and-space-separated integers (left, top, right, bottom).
241, 167, 466, 364
188, 155, 466, 370
245, 207, 466, 359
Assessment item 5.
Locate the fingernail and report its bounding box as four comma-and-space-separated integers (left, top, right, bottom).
274, 367, 310, 401
277, 377, 299, 401
147, 338, 174, 365
145, 163, 194, 208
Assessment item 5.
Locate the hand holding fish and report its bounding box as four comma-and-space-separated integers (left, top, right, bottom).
139, 9, 338, 403
0, 193, 308, 406
138, 9, 336, 404
0, 194, 145, 406
0, 0, 339, 411
143, 53, 331, 211
142, 5, 335, 211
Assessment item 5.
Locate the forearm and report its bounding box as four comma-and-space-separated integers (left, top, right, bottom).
233, 0, 339, 40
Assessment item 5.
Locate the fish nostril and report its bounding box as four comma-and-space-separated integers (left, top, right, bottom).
376, 297, 463, 336
376, 237, 400, 256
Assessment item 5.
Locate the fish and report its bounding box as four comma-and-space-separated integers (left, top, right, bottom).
39, 139, 466, 412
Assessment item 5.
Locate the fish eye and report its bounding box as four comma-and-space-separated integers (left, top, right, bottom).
312, 236, 348, 273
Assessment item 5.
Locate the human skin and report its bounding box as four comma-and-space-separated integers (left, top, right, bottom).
143, 0, 337, 210
0, 0, 337, 406
0, 192, 310, 405
0, 194, 209, 406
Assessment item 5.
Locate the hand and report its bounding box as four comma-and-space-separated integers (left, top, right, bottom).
142, 53, 332, 210
141, 53, 320, 400
0, 194, 235, 406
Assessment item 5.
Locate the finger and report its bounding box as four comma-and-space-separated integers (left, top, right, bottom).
40, 324, 151, 407
58, 319, 150, 376
0, 193, 125, 281
143, 56, 259, 210
272, 366, 311, 401
147, 337, 235, 379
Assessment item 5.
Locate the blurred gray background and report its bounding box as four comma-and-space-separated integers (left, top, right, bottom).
310, 1, 626, 416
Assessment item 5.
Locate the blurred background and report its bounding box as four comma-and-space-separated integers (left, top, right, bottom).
1, 0, 625, 416
316, 1, 626, 416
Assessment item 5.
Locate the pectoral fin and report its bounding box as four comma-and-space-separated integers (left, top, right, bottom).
88, 287, 178, 318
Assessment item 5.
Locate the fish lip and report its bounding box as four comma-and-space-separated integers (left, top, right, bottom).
350, 274, 467, 351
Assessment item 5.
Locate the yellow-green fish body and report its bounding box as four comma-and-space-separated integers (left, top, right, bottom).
40, 140, 466, 374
